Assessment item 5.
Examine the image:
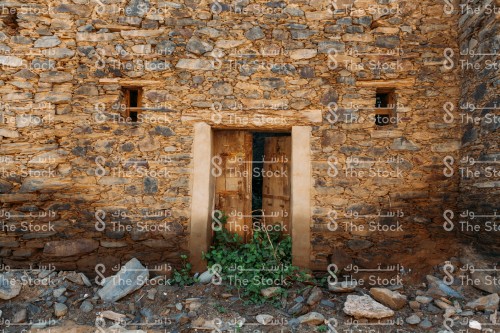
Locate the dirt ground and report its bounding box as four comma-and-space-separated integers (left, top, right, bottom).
1, 271, 497, 333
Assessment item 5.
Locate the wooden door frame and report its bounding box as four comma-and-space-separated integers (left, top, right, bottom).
189, 123, 312, 272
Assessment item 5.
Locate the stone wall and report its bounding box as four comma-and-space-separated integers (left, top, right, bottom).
457, 0, 500, 254
0, 0, 463, 277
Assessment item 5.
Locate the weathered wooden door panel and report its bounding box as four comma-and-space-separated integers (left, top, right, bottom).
213, 131, 253, 241
262, 136, 291, 234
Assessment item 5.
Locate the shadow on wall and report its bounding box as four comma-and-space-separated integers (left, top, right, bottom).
0, 175, 188, 278
314, 196, 461, 285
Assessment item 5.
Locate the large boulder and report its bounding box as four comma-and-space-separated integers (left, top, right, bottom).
97, 258, 149, 302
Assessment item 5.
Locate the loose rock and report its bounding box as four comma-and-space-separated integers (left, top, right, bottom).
256, 314, 274, 325
409, 301, 421, 310
297, 312, 325, 325
13, 308, 27, 323
426, 275, 464, 299
198, 270, 214, 284
343, 295, 394, 319
261, 287, 282, 298
53, 287, 66, 298
54, 303, 68, 317
370, 287, 407, 310
97, 258, 149, 302
101, 310, 126, 321
80, 300, 93, 313
416, 296, 433, 304
465, 293, 499, 312
0, 274, 22, 300
329, 280, 357, 292
147, 288, 157, 300
405, 314, 421, 325
419, 319, 433, 329
306, 286, 323, 306
469, 320, 481, 330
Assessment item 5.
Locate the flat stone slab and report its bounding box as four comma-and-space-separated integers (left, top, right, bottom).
97, 258, 149, 303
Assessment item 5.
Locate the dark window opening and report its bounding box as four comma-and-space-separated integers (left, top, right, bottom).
375, 89, 395, 127
129, 89, 139, 122
251, 132, 291, 217
122, 87, 142, 122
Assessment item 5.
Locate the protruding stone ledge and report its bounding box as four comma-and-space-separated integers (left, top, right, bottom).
175, 59, 215, 71
181, 109, 323, 128
76, 32, 119, 42
120, 29, 166, 38
94, 24, 137, 31
98, 79, 168, 86
43, 239, 99, 257
356, 78, 416, 88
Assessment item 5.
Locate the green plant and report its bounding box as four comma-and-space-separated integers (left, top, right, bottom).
214, 303, 227, 313
317, 325, 328, 332
171, 254, 196, 286
203, 212, 310, 305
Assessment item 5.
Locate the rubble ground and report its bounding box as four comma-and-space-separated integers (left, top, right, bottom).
1, 250, 499, 333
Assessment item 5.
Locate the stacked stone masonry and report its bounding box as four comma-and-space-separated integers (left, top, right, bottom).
0, 0, 497, 276
457, 0, 500, 253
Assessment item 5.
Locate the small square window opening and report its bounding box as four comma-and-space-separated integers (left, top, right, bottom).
122, 87, 143, 122
375, 89, 395, 127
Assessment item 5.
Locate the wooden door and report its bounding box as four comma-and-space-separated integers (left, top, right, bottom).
213, 131, 253, 242
262, 136, 291, 235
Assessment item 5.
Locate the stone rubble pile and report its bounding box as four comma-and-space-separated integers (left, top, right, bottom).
0, 257, 498, 332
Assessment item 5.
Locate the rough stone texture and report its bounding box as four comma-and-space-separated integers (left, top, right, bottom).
328, 281, 357, 292
198, 270, 214, 284
460, 248, 500, 294
306, 286, 323, 306
465, 293, 499, 312
256, 314, 274, 325
43, 240, 99, 257
97, 258, 149, 302
261, 287, 282, 298
406, 314, 421, 325
426, 275, 464, 299
80, 300, 94, 313
457, 0, 500, 254
297, 312, 325, 325
0, 0, 493, 276
54, 303, 68, 317
370, 287, 407, 310
343, 295, 395, 319
0, 274, 22, 300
